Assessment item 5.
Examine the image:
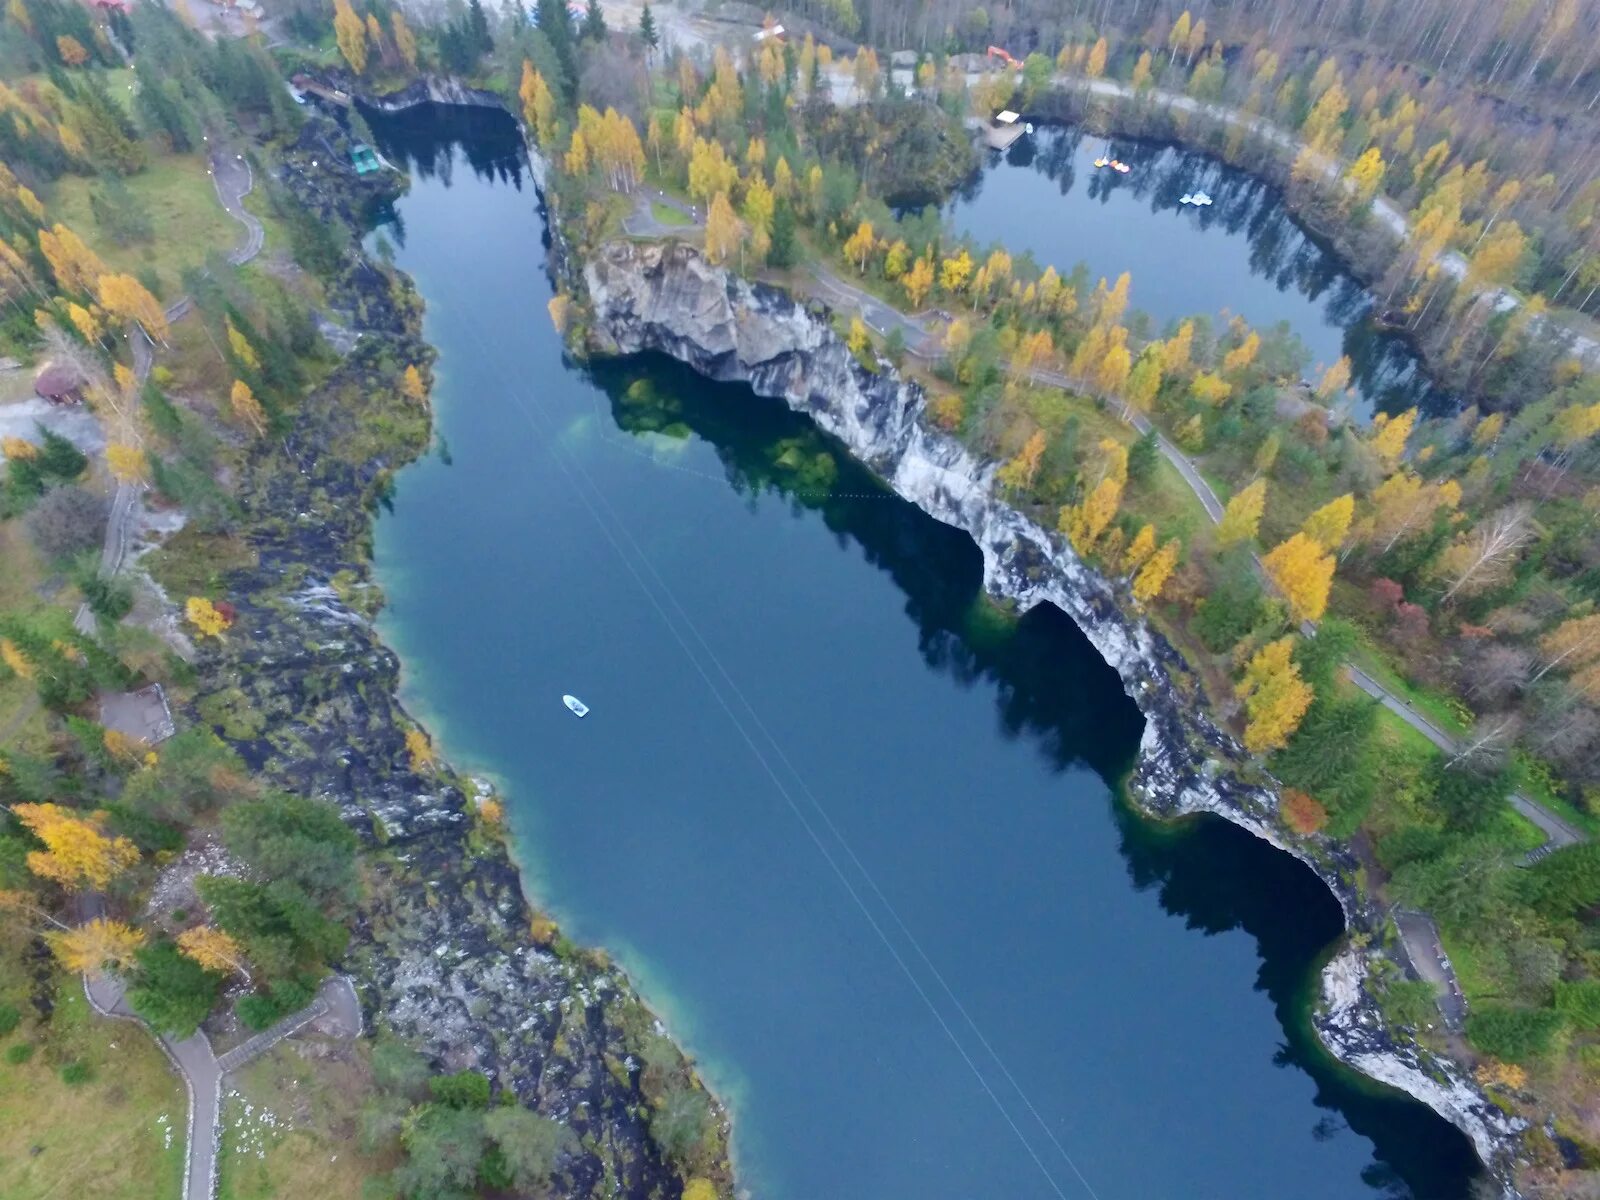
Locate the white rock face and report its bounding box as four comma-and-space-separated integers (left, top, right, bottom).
584, 240, 1527, 1192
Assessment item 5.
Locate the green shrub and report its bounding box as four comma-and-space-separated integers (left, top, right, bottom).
1466, 1004, 1565, 1063
4, 1041, 34, 1064
60, 1059, 93, 1086
1556, 981, 1600, 1030
0, 1003, 20, 1037
430, 1069, 491, 1109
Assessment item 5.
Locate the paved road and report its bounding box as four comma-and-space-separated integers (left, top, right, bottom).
799, 256, 1586, 857
1345, 664, 1585, 858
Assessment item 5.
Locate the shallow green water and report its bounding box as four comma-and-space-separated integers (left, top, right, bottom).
365, 104, 1481, 1200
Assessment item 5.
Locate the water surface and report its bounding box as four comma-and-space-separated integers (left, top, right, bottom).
943, 126, 1451, 418
365, 103, 1479, 1200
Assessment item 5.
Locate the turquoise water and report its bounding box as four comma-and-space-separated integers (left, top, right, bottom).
943, 125, 1451, 418
365, 104, 1480, 1200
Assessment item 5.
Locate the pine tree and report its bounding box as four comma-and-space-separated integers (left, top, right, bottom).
582, 0, 605, 40
638, 2, 658, 53
468, 0, 494, 55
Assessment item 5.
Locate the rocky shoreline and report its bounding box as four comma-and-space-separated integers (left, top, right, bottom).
580, 239, 1527, 1192
174, 113, 729, 1197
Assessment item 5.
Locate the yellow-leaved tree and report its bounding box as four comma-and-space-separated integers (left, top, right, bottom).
1315, 356, 1352, 401
1216, 478, 1266, 546
177, 926, 248, 979
846, 316, 871, 357
1061, 476, 1122, 554
1236, 636, 1314, 754
1368, 406, 1417, 472
902, 257, 934, 308
547, 294, 571, 335
1301, 493, 1354, 550
230, 380, 266, 437
1122, 524, 1157, 575
939, 250, 973, 296
406, 727, 436, 770
225, 320, 259, 371
98, 273, 169, 343
704, 192, 742, 265
403, 365, 427, 403
842, 220, 875, 274
14, 803, 140, 891
997, 430, 1047, 495
333, 0, 368, 73
106, 443, 149, 484
38, 223, 106, 295
1132, 538, 1181, 603
186, 596, 231, 638
47, 918, 145, 976
1262, 532, 1335, 623
392, 10, 418, 69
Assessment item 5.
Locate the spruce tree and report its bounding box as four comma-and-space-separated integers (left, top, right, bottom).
638, 2, 658, 52
582, 0, 606, 40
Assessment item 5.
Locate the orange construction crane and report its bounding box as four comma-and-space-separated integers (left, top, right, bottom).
986, 45, 1022, 70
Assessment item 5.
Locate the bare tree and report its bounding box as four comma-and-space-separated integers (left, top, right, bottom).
1447, 712, 1522, 770
1463, 641, 1533, 707
1437, 503, 1537, 603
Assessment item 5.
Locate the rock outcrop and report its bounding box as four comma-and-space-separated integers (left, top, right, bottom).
174, 122, 729, 1200
583, 239, 1526, 1192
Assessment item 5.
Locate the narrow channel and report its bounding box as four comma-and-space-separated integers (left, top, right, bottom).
365, 103, 1481, 1200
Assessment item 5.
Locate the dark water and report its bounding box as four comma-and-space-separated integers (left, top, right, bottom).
944, 126, 1452, 418
364, 104, 1479, 1200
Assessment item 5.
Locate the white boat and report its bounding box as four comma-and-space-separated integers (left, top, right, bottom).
563, 694, 590, 718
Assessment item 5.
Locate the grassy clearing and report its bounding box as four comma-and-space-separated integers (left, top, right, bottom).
0, 934, 184, 1200
650, 200, 693, 226
216, 1042, 383, 1200
1347, 637, 1470, 741
52, 154, 241, 301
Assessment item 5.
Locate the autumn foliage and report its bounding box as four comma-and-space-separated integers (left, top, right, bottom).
14, 803, 140, 891
1280, 789, 1328, 835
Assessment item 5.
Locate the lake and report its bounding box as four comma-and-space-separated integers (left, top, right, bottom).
942, 124, 1452, 418
364, 103, 1480, 1200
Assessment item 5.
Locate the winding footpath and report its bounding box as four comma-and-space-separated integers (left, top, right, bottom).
72, 150, 264, 638
85, 972, 359, 1200
72, 148, 274, 1200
